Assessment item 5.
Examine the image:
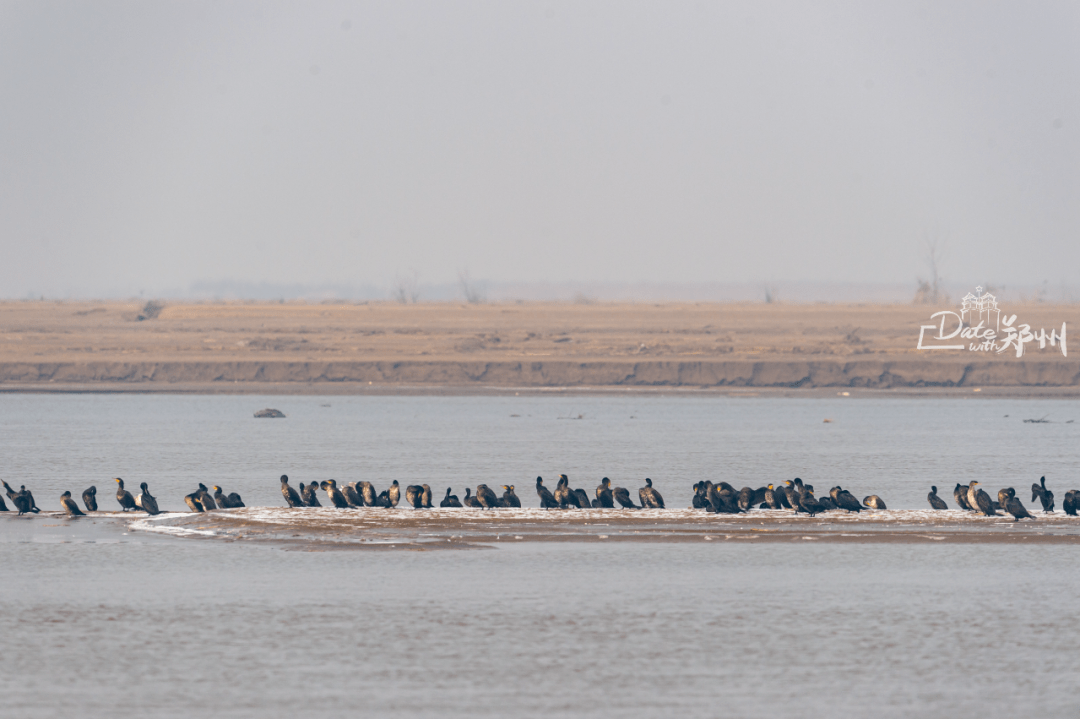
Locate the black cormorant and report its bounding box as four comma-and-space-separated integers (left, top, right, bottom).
968, 481, 996, 516
1004, 488, 1034, 521
1033, 476, 1055, 512
737, 487, 755, 512
60, 491, 85, 516
763, 484, 783, 510
462, 488, 482, 508
301, 482, 322, 507
323, 479, 349, 508
782, 480, 799, 509
341, 483, 362, 507
359, 481, 377, 507
830, 486, 861, 513
796, 488, 824, 516
82, 486, 97, 512
553, 475, 574, 509
388, 480, 401, 508
115, 478, 137, 512
535, 477, 559, 509
196, 483, 218, 510
595, 478, 615, 508
476, 484, 500, 509
862, 495, 887, 510
440, 487, 463, 508
954, 482, 973, 510
638, 478, 665, 509
281, 475, 304, 507
136, 482, 160, 515
613, 484, 638, 509
1061, 489, 1078, 516
184, 492, 204, 512
927, 486, 948, 510
421, 484, 433, 509
571, 488, 590, 509
500, 485, 521, 508
405, 484, 423, 509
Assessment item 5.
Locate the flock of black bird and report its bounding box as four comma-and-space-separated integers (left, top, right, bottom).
2, 473, 1079, 520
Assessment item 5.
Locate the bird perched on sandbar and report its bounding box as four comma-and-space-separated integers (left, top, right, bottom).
60, 491, 85, 516
862, 495, 887, 510
115, 478, 137, 512
280, 475, 303, 508
967, 481, 996, 516
135, 482, 160, 515
927, 486, 948, 510
500, 485, 521, 508
440, 487, 462, 508
82, 486, 98, 512
535, 477, 559, 509
639, 478, 665, 509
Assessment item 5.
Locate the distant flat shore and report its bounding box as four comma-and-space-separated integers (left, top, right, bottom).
2, 300, 1077, 394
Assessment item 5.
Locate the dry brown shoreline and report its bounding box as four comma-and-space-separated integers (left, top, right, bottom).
2, 300, 1077, 394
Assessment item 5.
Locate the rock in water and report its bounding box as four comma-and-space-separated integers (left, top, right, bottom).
254, 408, 286, 418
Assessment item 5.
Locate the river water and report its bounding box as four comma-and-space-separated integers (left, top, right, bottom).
1, 393, 1078, 717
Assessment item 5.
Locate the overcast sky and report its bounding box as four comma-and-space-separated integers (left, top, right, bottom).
0, 1, 1077, 298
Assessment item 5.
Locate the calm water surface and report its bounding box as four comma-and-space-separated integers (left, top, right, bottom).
1, 394, 1078, 717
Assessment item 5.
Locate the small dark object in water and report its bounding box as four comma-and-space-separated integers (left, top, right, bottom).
927, 486, 948, 510
254, 408, 286, 418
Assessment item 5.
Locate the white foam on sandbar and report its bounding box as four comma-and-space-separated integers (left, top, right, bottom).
128, 513, 219, 537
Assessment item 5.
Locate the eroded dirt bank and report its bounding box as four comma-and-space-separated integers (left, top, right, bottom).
2, 301, 1077, 391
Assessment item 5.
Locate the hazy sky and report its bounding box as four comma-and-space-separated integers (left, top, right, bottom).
1, 1, 1077, 297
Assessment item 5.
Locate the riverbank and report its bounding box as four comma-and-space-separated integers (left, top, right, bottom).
2, 300, 1077, 393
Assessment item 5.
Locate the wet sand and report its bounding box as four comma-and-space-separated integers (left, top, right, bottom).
1, 300, 1078, 392
75, 507, 1080, 547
